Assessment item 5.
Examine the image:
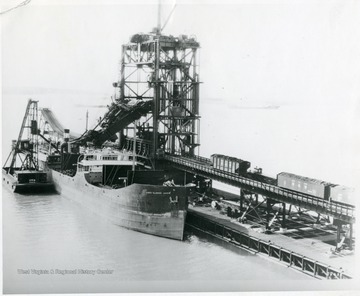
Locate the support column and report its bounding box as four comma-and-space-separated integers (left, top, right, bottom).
281, 203, 286, 229
288, 204, 292, 219
255, 193, 258, 205
349, 223, 353, 250
240, 189, 244, 211
336, 224, 342, 245
266, 198, 271, 230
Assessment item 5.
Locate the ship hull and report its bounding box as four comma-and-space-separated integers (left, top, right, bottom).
49, 169, 188, 240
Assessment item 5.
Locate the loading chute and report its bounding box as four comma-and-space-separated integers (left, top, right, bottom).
73, 100, 153, 147
40, 108, 79, 139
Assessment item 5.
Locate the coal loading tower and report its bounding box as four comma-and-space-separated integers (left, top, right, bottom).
114, 31, 201, 160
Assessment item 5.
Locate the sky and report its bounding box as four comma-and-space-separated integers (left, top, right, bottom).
1, 0, 360, 185
2, 0, 359, 104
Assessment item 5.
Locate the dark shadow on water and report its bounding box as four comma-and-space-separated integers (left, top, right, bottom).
14, 191, 60, 197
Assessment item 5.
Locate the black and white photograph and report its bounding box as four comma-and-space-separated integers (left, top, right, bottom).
1, 0, 359, 294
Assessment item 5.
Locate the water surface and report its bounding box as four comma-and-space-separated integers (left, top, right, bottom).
3, 185, 310, 294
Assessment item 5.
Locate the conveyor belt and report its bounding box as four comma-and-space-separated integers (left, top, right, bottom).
164, 155, 355, 224
76, 100, 153, 147
41, 108, 64, 135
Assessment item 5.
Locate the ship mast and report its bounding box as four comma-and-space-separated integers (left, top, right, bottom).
85, 110, 89, 131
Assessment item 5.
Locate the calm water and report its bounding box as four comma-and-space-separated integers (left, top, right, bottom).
2, 184, 311, 294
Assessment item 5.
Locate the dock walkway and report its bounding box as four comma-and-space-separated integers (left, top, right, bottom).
187, 205, 355, 279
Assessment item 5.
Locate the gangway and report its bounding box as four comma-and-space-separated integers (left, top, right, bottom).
164, 155, 355, 224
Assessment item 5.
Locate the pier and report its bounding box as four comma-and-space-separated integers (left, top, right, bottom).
186, 206, 353, 279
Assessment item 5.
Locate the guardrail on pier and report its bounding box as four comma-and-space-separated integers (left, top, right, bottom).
165, 155, 355, 224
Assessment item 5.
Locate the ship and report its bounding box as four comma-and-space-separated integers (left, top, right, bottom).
27, 101, 193, 241
38, 147, 190, 241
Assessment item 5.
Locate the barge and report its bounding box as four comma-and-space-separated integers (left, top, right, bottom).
2, 168, 54, 193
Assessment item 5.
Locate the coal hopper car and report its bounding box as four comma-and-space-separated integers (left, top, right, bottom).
210, 154, 250, 175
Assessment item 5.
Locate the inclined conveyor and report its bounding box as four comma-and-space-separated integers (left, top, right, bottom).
41, 100, 153, 147
41, 108, 79, 139
74, 100, 153, 147
41, 108, 66, 136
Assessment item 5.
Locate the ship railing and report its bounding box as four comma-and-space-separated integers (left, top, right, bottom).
165, 155, 355, 222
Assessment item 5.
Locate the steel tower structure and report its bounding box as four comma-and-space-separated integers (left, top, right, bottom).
116, 31, 201, 159
4, 99, 39, 173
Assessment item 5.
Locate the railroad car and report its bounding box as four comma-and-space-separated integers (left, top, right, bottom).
210, 154, 250, 175
277, 172, 356, 206
330, 185, 356, 206
276, 172, 332, 200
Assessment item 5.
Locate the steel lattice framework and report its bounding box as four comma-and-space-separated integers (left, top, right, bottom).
117, 33, 200, 158
4, 99, 39, 172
